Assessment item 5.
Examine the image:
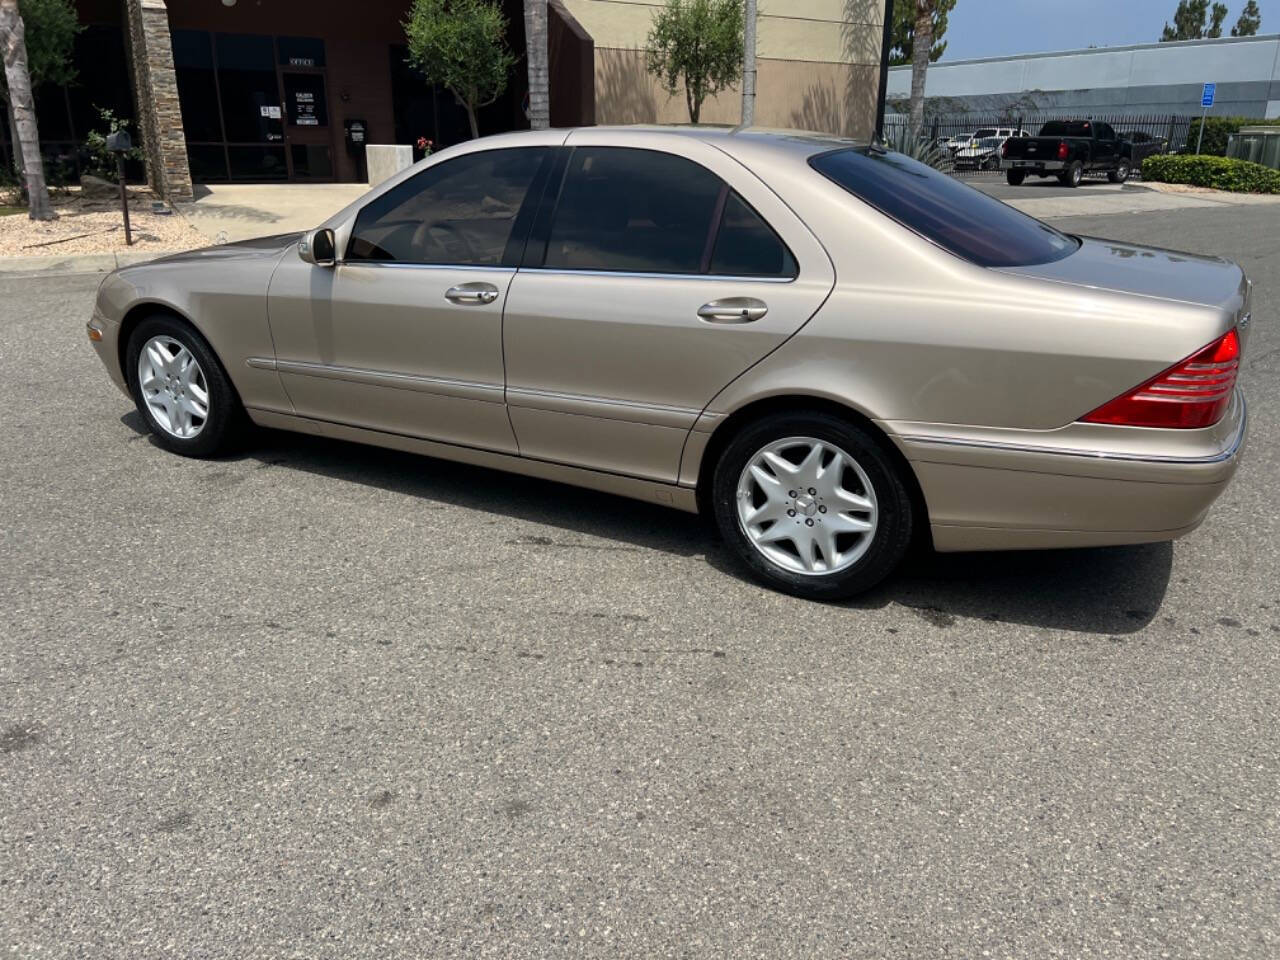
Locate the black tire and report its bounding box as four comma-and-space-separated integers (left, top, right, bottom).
710, 413, 915, 601
982, 155, 999, 171
125, 313, 243, 458
1006, 169, 1026, 186
1058, 161, 1083, 188
1108, 160, 1131, 184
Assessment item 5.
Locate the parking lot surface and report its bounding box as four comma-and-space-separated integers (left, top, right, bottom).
2, 203, 1277, 959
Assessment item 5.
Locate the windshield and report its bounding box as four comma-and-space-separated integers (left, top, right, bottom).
1038, 121, 1092, 137
973, 128, 996, 138
810, 148, 1080, 268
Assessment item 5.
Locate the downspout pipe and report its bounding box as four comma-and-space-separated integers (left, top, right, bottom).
874, 0, 894, 142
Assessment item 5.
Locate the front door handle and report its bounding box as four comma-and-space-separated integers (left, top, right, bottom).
445, 282, 500, 305
697, 297, 768, 324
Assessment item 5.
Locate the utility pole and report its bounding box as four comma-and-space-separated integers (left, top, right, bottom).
741, 0, 757, 126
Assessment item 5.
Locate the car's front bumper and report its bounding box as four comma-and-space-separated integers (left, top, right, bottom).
889, 390, 1248, 552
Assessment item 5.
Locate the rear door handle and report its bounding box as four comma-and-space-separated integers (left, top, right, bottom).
445, 282, 500, 305
697, 297, 768, 324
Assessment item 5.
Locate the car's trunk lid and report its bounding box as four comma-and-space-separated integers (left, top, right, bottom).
999, 236, 1249, 332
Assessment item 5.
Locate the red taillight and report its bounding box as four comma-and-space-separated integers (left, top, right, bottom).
1056, 141, 1069, 160
1001, 140, 1009, 157
1081, 329, 1240, 429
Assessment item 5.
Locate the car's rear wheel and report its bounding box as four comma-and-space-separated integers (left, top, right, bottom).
1108, 160, 1131, 184
1059, 161, 1083, 187
1006, 169, 1026, 185
710, 413, 914, 600
125, 314, 242, 457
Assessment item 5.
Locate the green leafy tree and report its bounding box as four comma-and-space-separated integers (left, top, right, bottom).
1161, 0, 1231, 39
1232, 0, 1262, 34
888, 0, 955, 67
404, 0, 516, 139
645, 0, 743, 124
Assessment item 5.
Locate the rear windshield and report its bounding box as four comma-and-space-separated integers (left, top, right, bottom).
1038, 121, 1092, 137
809, 148, 1079, 268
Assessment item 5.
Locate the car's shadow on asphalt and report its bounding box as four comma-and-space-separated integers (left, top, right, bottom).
124, 414, 1173, 635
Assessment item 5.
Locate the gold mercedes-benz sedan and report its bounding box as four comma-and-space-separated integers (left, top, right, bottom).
88, 127, 1251, 600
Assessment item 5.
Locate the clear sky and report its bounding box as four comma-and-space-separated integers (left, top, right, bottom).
939, 0, 1267, 61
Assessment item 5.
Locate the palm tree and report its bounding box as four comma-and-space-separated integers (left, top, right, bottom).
907, 0, 936, 140
0, 0, 55, 220
524, 0, 550, 129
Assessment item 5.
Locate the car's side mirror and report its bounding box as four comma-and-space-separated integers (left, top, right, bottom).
298, 228, 336, 267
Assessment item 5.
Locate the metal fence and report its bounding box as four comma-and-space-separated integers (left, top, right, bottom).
882, 113, 1196, 178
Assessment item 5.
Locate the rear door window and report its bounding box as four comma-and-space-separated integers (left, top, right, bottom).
540, 147, 795, 278
543, 147, 720, 274
810, 147, 1079, 268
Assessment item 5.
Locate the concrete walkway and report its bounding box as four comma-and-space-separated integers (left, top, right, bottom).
175, 183, 368, 244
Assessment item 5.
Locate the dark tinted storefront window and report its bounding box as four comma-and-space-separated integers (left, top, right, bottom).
215, 33, 282, 144
187, 145, 230, 183
810, 148, 1079, 268
172, 30, 223, 143
228, 145, 288, 180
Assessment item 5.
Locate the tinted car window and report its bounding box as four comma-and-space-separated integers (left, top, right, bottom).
544, 148, 723, 274
810, 148, 1078, 268
709, 192, 797, 278
347, 148, 545, 265
1095, 122, 1116, 140
1038, 121, 1092, 137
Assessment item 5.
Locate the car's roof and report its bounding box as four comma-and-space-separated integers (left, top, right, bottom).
470, 124, 869, 164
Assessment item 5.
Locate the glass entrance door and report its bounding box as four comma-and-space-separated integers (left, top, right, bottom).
281, 71, 334, 180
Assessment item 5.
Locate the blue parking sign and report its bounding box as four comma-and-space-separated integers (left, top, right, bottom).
1201, 83, 1216, 107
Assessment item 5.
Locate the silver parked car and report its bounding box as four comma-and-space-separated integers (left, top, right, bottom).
88, 127, 1251, 600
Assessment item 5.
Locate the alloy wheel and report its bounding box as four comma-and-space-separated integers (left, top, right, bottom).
735, 436, 879, 576
137, 335, 209, 439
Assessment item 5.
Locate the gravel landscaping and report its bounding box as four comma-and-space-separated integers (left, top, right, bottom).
0, 187, 204, 257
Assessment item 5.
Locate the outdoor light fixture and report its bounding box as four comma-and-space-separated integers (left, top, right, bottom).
222, 0, 237, 7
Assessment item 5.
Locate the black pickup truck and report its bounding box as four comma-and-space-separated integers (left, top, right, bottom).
1001, 120, 1134, 188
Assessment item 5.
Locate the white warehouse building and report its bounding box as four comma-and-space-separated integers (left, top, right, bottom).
887, 33, 1280, 119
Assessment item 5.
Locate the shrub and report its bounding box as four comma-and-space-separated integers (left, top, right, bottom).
1142, 154, 1280, 193
1185, 116, 1280, 157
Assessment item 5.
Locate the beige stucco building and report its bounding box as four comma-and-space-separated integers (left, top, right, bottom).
566, 0, 886, 136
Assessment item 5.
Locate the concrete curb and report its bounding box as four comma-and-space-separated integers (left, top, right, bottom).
0, 248, 187, 278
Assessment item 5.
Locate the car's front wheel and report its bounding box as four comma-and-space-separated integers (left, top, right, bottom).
1108, 160, 1131, 184
710, 414, 915, 601
125, 314, 242, 457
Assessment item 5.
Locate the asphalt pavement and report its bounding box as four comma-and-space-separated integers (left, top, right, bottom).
2, 203, 1277, 959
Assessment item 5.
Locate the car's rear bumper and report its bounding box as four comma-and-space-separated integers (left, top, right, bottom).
1009, 159, 1066, 172
888, 390, 1247, 552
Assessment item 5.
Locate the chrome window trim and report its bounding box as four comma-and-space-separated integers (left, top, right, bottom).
517, 266, 797, 284
898, 393, 1247, 466
338, 261, 516, 273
